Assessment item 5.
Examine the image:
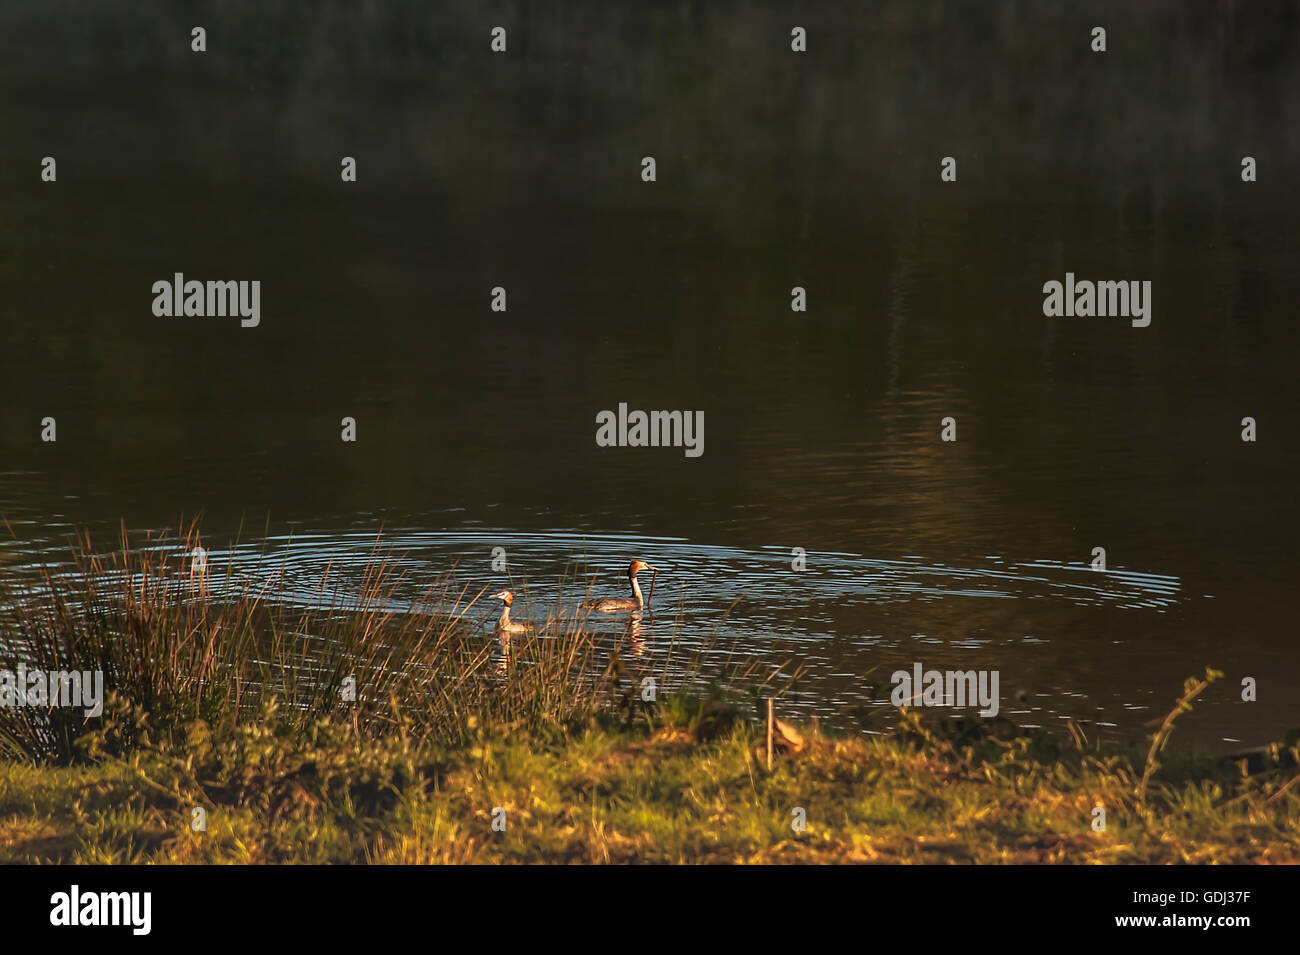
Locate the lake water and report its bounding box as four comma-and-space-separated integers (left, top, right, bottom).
2, 0, 1298, 749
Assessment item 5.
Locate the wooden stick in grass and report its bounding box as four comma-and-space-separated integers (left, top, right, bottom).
766, 698, 774, 771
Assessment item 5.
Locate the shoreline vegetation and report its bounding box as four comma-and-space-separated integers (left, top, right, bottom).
1, 526, 1297, 864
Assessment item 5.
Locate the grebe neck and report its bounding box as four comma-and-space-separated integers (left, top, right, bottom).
630, 574, 644, 609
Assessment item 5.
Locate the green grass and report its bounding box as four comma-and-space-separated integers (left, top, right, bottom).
2, 701, 1297, 863
1, 525, 1297, 863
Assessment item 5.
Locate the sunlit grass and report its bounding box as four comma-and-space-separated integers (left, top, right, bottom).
3, 699, 1295, 864
0, 526, 1297, 863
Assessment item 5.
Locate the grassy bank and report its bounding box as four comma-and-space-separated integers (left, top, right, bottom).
1, 527, 1298, 863
3, 699, 1298, 864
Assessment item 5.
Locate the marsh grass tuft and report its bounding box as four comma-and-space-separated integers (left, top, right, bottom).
1138, 666, 1223, 807
0, 524, 729, 762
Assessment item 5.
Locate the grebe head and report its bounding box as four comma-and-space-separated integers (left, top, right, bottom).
627, 559, 655, 578
491, 589, 514, 606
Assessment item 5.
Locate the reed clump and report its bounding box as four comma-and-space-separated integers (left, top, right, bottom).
0, 524, 669, 763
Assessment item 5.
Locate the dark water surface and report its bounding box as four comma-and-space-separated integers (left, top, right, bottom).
2, 1, 1298, 748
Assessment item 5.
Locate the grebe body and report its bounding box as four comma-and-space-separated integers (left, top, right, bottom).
583, 560, 656, 614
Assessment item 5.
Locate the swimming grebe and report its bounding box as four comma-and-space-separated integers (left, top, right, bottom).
491, 589, 531, 633
582, 559, 656, 613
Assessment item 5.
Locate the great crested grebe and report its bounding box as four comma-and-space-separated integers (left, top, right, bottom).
582, 559, 656, 613
491, 590, 531, 633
